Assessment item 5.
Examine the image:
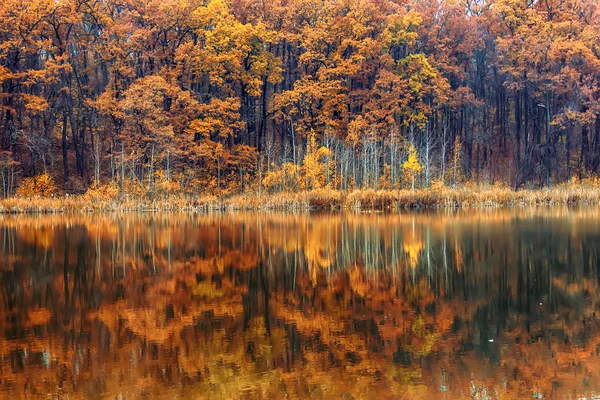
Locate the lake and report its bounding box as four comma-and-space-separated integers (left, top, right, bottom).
1, 209, 599, 399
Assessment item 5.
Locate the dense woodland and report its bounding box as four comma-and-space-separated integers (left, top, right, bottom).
1, 0, 599, 198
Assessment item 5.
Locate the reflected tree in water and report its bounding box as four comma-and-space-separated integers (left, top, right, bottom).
0, 210, 600, 398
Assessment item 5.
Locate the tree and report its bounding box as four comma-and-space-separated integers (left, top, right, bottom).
0, 0, 598, 197
302, 131, 331, 191
449, 136, 464, 186
403, 144, 423, 190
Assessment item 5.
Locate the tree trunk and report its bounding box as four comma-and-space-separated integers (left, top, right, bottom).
514, 90, 522, 185
62, 110, 69, 182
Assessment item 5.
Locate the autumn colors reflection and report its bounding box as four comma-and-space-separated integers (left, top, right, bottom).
2, 209, 600, 399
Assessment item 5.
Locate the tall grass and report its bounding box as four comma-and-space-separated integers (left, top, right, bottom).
2, 183, 600, 213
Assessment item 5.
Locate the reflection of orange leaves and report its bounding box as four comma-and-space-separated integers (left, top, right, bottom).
403, 230, 423, 269
406, 280, 435, 305
205, 299, 245, 317
191, 257, 220, 277
272, 302, 345, 344
220, 250, 258, 271
122, 308, 173, 343
378, 318, 411, 347
348, 265, 369, 297
18, 226, 54, 249
193, 282, 226, 298
385, 364, 428, 400
36, 228, 54, 249
304, 220, 336, 270
305, 241, 334, 269
405, 316, 439, 356
554, 345, 593, 367
216, 257, 225, 274
26, 308, 52, 326
86, 220, 119, 242
146, 278, 177, 297
453, 238, 463, 273
178, 351, 206, 376
552, 276, 596, 295
433, 304, 455, 335
88, 299, 129, 333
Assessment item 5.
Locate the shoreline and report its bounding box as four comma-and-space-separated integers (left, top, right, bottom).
1, 185, 600, 214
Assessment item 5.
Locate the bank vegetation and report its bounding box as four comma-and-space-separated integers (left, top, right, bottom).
3, 177, 600, 213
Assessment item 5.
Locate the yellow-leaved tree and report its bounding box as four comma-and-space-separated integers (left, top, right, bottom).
16, 172, 56, 198
449, 137, 464, 187
403, 144, 423, 190
302, 131, 332, 191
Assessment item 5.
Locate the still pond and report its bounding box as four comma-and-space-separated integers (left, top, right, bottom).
1, 209, 600, 399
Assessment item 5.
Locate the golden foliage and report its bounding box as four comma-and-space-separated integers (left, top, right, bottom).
262, 162, 301, 192
16, 173, 56, 198
402, 144, 423, 190
302, 131, 332, 190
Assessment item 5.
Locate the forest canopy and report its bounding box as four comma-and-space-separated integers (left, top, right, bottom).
0, 0, 599, 198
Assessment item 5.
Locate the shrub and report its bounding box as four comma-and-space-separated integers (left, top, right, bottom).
83, 182, 120, 202
262, 162, 301, 192
16, 172, 57, 197
308, 188, 343, 209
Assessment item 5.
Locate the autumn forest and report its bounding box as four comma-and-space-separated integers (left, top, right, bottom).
1, 0, 599, 204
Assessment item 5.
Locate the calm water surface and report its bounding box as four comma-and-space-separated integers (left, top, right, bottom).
1, 209, 600, 399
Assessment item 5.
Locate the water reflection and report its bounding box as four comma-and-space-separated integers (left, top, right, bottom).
1, 209, 600, 398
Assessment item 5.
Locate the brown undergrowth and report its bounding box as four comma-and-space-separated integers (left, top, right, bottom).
2, 182, 600, 213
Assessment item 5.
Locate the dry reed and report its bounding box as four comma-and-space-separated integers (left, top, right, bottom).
2, 184, 600, 213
